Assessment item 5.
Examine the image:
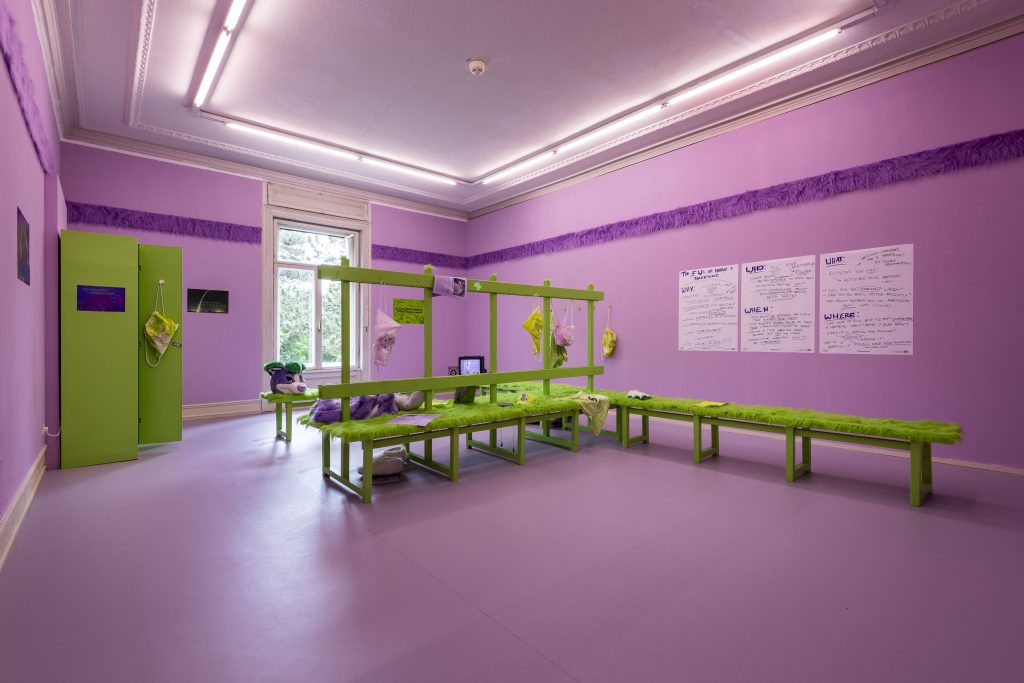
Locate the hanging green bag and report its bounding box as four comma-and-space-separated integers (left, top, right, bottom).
144, 280, 179, 368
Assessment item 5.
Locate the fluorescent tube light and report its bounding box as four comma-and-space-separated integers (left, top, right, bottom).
224, 0, 249, 32
668, 28, 840, 105
481, 26, 842, 187
361, 157, 458, 185
556, 104, 664, 155
225, 122, 360, 160
194, 30, 231, 107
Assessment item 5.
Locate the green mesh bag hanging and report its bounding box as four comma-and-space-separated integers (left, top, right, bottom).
144, 280, 179, 368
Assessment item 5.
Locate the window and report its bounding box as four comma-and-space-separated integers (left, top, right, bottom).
274, 221, 360, 369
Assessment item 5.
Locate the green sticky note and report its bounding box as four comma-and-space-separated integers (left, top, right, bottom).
393, 298, 424, 324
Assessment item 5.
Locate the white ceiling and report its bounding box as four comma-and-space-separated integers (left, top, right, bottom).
51, 0, 1024, 213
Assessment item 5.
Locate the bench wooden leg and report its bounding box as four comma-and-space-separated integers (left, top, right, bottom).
641, 415, 650, 444
284, 403, 293, 442
621, 407, 631, 448
424, 439, 433, 463
571, 409, 580, 452
321, 433, 330, 476
341, 442, 351, 483
910, 441, 933, 506
360, 441, 373, 503
786, 428, 811, 481
693, 416, 718, 463
517, 417, 527, 465
275, 403, 283, 439
449, 428, 460, 482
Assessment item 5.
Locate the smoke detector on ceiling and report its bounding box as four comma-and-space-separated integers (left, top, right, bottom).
468, 59, 486, 76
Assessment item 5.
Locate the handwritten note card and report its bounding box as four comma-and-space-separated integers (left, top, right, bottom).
740, 255, 816, 353
679, 265, 738, 352
819, 244, 913, 355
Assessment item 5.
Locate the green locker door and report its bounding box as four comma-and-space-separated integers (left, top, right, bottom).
60, 231, 139, 468
139, 245, 183, 444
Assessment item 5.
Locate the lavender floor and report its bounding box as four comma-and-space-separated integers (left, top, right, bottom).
1, 415, 1022, 683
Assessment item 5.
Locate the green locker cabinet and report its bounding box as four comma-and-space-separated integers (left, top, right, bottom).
60, 231, 140, 468
139, 245, 183, 444
61, 232, 183, 468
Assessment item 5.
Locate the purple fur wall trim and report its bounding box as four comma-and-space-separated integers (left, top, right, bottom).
373, 244, 469, 270
470, 128, 1024, 267
0, 0, 57, 174
66, 201, 262, 244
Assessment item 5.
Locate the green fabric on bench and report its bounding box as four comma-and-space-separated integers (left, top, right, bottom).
298, 394, 578, 442
260, 390, 319, 402
499, 382, 962, 444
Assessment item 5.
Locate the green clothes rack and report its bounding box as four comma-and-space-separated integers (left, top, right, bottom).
311, 260, 604, 501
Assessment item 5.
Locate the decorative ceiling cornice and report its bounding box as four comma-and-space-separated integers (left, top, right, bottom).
32, 0, 1024, 215
465, 0, 999, 200
124, 0, 156, 126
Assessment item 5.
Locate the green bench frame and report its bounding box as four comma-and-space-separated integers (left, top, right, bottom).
313, 260, 603, 502
617, 405, 941, 506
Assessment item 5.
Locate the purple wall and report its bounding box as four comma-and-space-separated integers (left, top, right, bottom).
60, 144, 265, 406
370, 204, 468, 379
466, 35, 1024, 467
58, 149, 470, 403
0, 0, 61, 511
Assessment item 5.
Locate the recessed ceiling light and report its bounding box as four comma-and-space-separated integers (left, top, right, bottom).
225, 121, 360, 160
480, 24, 850, 187
361, 157, 458, 186
193, 30, 231, 108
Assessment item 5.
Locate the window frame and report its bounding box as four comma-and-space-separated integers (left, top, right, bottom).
262, 203, 371, 393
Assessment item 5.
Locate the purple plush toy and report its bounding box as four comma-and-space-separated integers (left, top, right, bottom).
264, 361, 308, 394
310, 391, 425, 423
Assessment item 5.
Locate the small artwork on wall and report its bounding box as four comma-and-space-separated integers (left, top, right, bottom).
187, 288, 229, 314
16, 209, 29, 285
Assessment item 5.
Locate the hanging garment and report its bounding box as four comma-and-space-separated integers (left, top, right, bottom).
551, 305, 575, 368
374, 309, 402, 368
602, 303, 617, 358
569, 391, 611, 434
523, 306, 544, 355
144, 280, 179, 368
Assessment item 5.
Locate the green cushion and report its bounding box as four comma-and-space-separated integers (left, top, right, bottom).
500, 382, 962, 444
260, 389, 320, 403
299, 393, 579, 442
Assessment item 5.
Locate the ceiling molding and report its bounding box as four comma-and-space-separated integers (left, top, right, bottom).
61, 127, 469, 221
29, 0, 1024, 218
469, 8, 1024, 218
465, 0, 1002, 203
124, 0, 157, 127
30, 0, 77, 135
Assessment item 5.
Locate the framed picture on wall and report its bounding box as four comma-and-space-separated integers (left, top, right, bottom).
187, 288, 229, 313
16, 209, 29, 285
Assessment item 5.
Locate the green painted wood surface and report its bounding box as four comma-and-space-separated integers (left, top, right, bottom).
60, 231, 139, 468
138, 244, 182, 444
316, 264, 604, 300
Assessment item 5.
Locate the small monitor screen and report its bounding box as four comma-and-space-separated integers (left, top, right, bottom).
77, 285, 126, 312
459, 356, 484, 375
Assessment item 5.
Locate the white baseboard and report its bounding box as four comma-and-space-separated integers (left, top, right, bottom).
183, 399, 263, 421
627, 414, 1024, 477
0, 446, 46, 574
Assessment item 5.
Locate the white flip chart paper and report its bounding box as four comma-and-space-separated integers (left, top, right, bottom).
679, 265, 738, 352
741, 255, 816, 353
819, 244, 913, 355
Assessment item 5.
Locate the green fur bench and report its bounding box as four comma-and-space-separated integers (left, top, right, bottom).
502, 382, 962, 507
260, 390, 319, 442
299, 394, 582, 503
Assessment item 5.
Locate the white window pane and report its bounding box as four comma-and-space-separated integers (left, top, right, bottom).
320, 281, 359, 367
278, 226, 352, 265
277, 268, 315, 365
